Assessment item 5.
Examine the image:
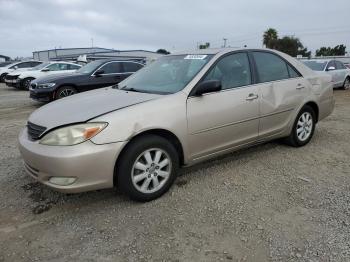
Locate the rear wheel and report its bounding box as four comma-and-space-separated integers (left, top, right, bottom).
22, 78, 35, 90
342, 77, 350, 90
55, 86, 77, 100
285, 105, 316, 147
116, 134, 179, 202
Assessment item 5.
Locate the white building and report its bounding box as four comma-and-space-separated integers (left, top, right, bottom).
32, 47, 163, 64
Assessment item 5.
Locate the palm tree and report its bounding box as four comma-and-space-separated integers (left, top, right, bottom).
263, 28, 278, 48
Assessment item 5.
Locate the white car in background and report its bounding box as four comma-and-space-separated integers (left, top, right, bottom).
0, 60, 43, 83
303, 59, 350, 89
6, 61, 82, 90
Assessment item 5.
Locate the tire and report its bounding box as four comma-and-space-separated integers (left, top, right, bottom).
285, 105, 316, 147
55, 86, 77, 100
0, 74, 7, 83
116, 134, 179, 202
342, 77, 350, 90
22, 78, 35, 90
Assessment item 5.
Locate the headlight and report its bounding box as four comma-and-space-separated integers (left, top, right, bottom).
40, 122, 108, 146
37, 83, 56, 89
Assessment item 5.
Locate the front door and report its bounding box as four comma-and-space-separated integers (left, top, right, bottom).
186, 52, 260, 160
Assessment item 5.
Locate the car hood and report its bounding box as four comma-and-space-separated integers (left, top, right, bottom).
28, 87, 162, 131
32, 72, 80, 83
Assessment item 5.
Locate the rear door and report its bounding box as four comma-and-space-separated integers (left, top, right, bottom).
251, 51, 308, 140
187, 52, 260, 160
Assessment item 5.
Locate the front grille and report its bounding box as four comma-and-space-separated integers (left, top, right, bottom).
5, 74, 19, 80
27, 121, 47, 140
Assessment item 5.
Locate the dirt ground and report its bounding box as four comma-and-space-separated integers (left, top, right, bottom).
0, 83, 349, 262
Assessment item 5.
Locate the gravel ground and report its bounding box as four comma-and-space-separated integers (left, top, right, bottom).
0, 83, 349, 262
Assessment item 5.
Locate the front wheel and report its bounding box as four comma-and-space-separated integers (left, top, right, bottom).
22, 78, 35, 90
342, 77, 350, 90
55, 86, 77, 100
117, 135, 179, 202
285, 105, 316, 147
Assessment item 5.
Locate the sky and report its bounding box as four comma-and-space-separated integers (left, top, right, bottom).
0, 0, 349, 58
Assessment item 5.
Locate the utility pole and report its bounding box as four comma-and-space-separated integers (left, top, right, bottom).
223, 38, 228, 48
91, 38, 94, 47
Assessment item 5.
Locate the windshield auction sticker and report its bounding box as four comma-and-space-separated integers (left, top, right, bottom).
184, 55, 208, 60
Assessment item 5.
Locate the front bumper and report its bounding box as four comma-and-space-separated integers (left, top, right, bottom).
29, 88, 54, 102
19, 128, 126, 193
5, 79, 19, 87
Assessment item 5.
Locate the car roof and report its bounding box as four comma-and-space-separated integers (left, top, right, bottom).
303, 59, 331, 63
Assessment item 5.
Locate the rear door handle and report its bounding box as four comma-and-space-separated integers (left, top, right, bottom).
246, 93, 259, 101
296, 83, 305, 89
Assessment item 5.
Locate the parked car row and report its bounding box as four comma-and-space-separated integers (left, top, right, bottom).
29, 59, 144, 101
1, 58, 144, 102
302, 59, 350, 89
0, 60, 43, 82
5, 61, 82, 90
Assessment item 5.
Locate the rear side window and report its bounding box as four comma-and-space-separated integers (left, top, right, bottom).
31, 61, 42, 67
253, 52, 289, 83
68, 64, 81, 70
122, 62, 143, 73
100, 62, 122, 74
16, 62, 33, 68
204, 52, 252, 90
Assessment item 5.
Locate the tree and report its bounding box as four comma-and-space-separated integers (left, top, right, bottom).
199, 42, 210, 49
316, 45, 346, 56
262, 29, 311, 57
263, 28, 278, 49
156, 49, 170, 55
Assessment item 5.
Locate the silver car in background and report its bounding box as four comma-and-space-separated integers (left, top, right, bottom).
303, 59, 350, 89
19, 48, 334, 201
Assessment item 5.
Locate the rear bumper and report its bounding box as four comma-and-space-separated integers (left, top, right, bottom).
18, 128, 126, 193
5, 79, 18, 87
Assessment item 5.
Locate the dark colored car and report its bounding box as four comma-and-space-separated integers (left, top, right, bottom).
29, 59, 144, 102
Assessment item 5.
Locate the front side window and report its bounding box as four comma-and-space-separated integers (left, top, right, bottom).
30, 61, 42, 67
335, 61, 346, 70
46, 63, 61, 71
287, 64, 301, 78
120, 54, 213, 94
204, 52, 251, 90
100, 62, 122, 74
253, 52, 289, 83
326, 61, 336, 71
76, 60, 103, 74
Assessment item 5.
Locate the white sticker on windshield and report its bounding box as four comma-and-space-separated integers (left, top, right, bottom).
184, 55, 208, 60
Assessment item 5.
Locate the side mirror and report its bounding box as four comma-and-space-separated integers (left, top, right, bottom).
193, 80, 222, 96
94, 69, 104, 77
41, 68, 50, 72
14, 66, 18, 69
327, 66, 335, 71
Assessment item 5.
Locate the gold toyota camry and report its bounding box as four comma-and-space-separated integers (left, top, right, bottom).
19, 48, 334, 201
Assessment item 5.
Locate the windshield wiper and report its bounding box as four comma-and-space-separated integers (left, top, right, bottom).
122, 87, 144, 93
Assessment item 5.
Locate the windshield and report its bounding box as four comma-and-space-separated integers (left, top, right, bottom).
30, 62, 50, 71
119, 54, 213, 94
76, 61, 102, 74
303, 60, 327, 71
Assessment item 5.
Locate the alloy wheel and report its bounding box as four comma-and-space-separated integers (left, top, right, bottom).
131, 148, 172, 194
344, 78, 350, 90
296, 112, 313, 141
59, 89, 75, 98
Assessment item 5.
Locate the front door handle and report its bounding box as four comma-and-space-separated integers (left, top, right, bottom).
246, 93, 259, 101
296, 83, 305, 89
